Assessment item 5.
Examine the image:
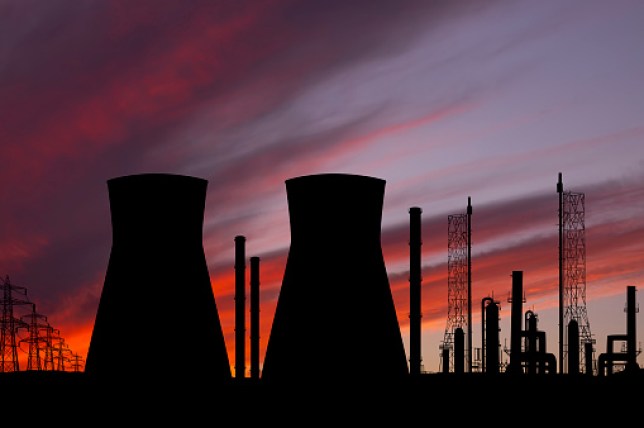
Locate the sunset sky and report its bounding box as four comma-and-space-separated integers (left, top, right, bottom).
1, 0, 643, 374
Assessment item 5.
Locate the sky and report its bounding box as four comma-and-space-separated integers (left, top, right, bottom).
1, 0, 643, 375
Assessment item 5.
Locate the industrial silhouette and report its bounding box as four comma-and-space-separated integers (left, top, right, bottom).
558, 172, 594, 374
408, 206, 423, 376
0, 275, 83, 373
440, 197, 473, 373
84, 173, 231, 387
261, 173, 408, 385
0, 171, 641, 416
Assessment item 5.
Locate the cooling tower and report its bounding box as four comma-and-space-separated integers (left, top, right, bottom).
261, 173, 408, 385
85, 173, 231, 386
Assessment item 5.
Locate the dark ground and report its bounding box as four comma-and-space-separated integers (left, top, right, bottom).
0, 370, 640, 423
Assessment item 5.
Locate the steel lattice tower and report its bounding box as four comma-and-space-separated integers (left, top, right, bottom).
0, 275, 31, 372
51, 329, 70, 371
558, 173, 594, 374
21, 304, 54, 371
440, 198, 472, 372
69, 353, 85, 372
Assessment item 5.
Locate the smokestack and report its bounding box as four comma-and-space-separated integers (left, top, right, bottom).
507, 270, 524, 374
261, 173, 408, 385
557, 172, 564, 374
467, 196, 472, 373
234, 235, 246, 379
250, 256, 261, 380
85, 173, 231, 386
626, 285, 638, 371
409, 206, 422, 376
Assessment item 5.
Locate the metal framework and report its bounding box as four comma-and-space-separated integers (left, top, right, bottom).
0, 274, 79, 372
561, 190, 594, 374
440, 212, 469, 372
0, 276, 31, 372
21, 305, 54, 371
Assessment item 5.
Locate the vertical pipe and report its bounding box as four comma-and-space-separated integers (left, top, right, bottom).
234, 235, 246, 379
557, 172, 564, 374
409, 207, 423, 376
481, 298, 488, 373
250, 256, 260, 380
467, 197, 473, 373
626, 285, 638, 371
508, 270, 523, 374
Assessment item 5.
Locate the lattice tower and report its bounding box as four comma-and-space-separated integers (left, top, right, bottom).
20, 305, 54, 371
440, 213, 468, 372
69, 353, 85, 372
51, 329, 69, 371
0, 275, 32, 372
562, 190, 594, 374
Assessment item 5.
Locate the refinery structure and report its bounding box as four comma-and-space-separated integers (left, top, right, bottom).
0, 171, 641, 413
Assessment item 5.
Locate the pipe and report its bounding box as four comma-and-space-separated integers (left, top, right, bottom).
626, 285, 638, 371
467, 197, 472, 373
409, 207, 423, 376
507, 271, 524, 374
557, 172, 564, 374
250, 256, 260, 380
234, 235, 246, 379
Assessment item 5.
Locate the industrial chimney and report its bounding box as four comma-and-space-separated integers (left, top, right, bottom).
507, 270, 524, 375
249, 256, 261, 381
85, 173, 231, 386
409, 206, 422, 376
261, 173, 409, 386
234, 235, 246, 380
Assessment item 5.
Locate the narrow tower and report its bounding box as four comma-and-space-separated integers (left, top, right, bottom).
249, 256, 261, 380
558, 172, 594, 374
557, 172, 564, 374
234, 235, 246, 379
440, 198, 472, 373
409, 206, 423, 376
466, 196, 473, 372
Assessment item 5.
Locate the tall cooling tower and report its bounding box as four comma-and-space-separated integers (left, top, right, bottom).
85, 173, 231, 386
261, 173, 409, 385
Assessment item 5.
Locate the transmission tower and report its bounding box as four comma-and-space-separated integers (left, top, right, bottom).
0, 275, 32, 372
558, 173, 594, 374
69, 352, 85, 372
51, 329, 70, 371
20, 304, 54, 371
440, 197, 472, 372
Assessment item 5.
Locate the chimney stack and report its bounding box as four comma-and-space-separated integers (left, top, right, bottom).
409, 206, 422, 376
